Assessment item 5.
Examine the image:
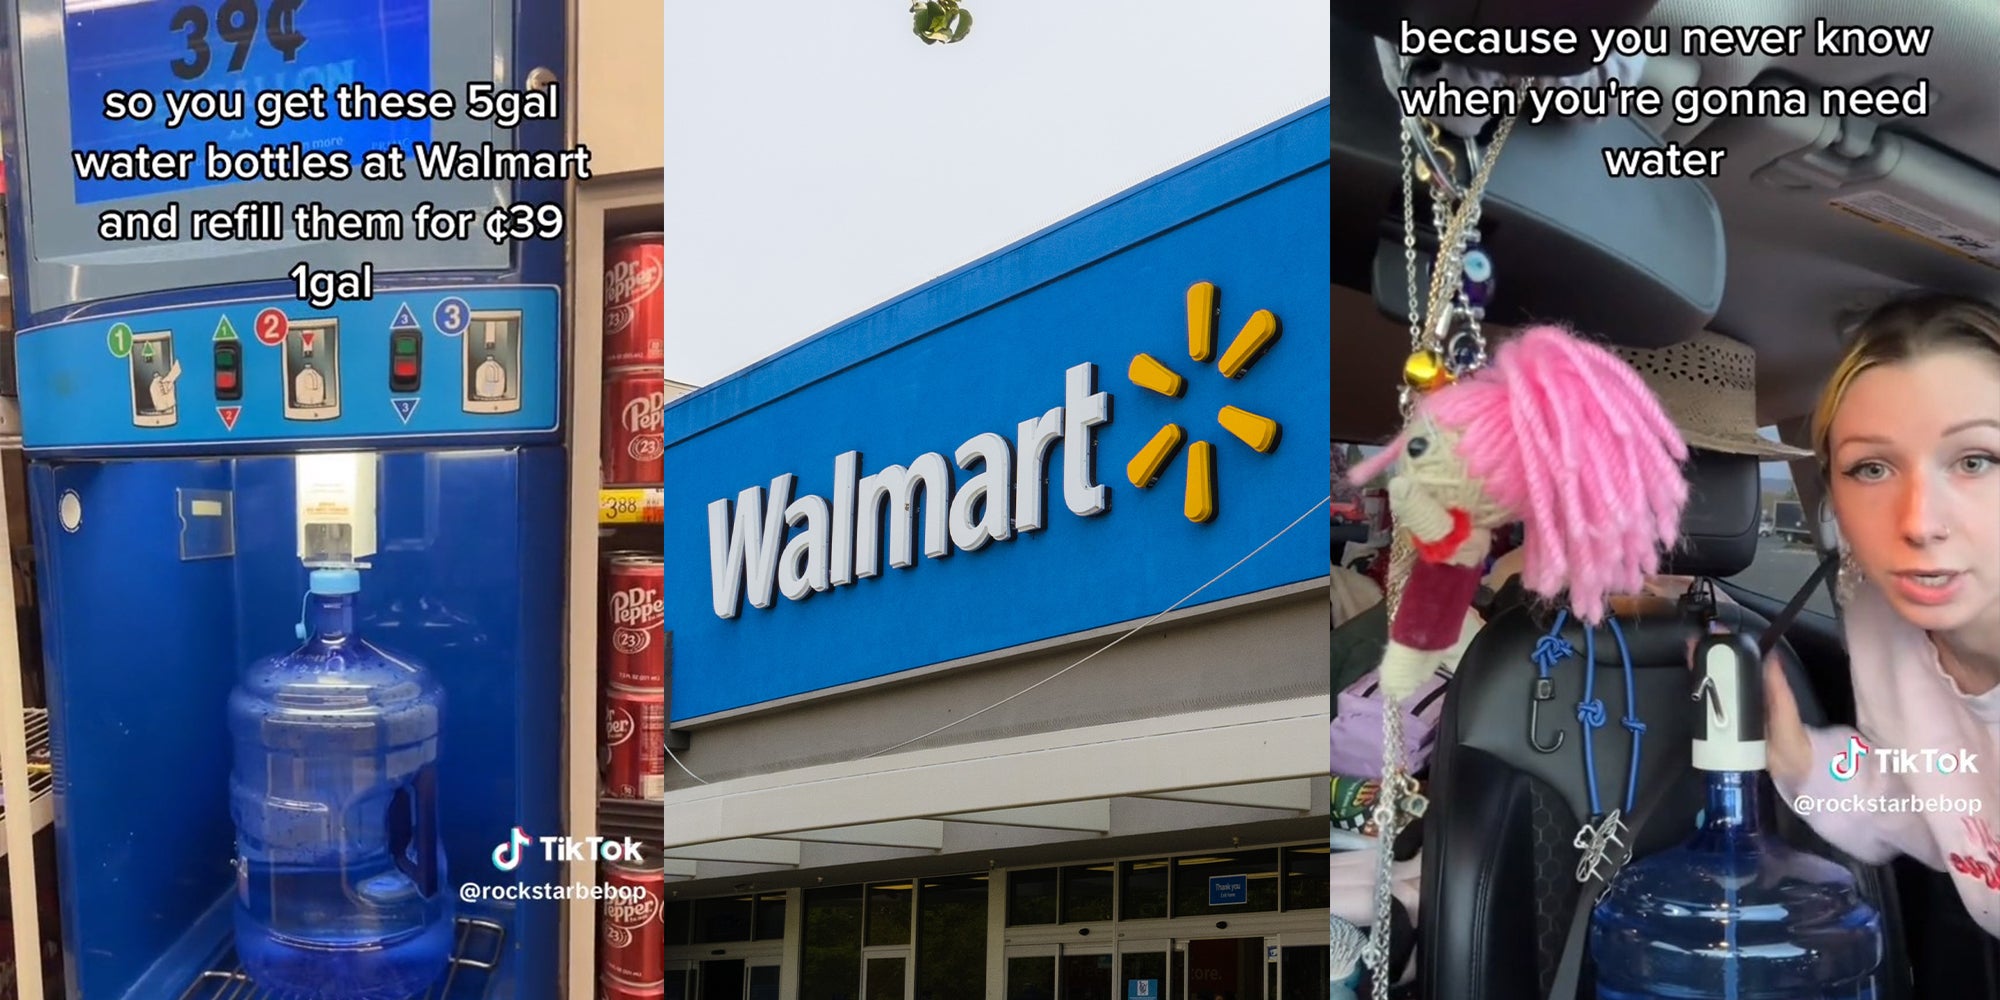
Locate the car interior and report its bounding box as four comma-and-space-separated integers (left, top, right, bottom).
1330, 0, 2000, 996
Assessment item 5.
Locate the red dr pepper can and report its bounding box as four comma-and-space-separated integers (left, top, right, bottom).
604, 554, 665, 691
601, 856, 666, 990
603, 369, 665, 487
604, 686, 665, 800
602, 977, 664, 1000
604, 234, 664, 370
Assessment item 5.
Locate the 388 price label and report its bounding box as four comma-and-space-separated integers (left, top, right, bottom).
482, 203, 566, 246
170, 0, 306, 81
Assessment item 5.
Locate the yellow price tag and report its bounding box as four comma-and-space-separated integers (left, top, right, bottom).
599, 489, 663, 525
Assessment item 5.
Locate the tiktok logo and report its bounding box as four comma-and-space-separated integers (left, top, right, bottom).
1830, 735, 1871, 782
491, 827, 533, 871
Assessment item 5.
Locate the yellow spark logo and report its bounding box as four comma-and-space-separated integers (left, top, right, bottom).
1124, 281, 1282, 523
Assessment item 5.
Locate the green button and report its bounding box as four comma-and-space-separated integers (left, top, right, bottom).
394, 338, 417, 356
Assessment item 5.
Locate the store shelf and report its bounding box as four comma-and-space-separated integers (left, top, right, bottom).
599, 488, 663, 525
600, 797, 664, 847
0, 708, 53, 857
177, 916, 507, 1000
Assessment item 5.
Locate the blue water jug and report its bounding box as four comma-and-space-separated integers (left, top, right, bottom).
229, 568, 453, 999
1591, 633, 1882, 999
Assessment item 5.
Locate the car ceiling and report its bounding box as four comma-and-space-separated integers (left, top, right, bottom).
1645, 0, 2000, 423
1333, 0, 2000, 440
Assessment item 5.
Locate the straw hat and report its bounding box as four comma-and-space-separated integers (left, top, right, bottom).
1611, 331, 1812, 461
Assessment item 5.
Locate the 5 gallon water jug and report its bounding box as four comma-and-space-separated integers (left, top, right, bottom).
1591, 633, 1883, 999
229, 568, 454, 999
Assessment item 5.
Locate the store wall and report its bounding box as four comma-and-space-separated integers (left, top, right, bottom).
663, 585, 1323, 786
658, 105, 1333, 730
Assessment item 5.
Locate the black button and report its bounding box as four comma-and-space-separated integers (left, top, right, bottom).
213, 342, 242, 401
389, 331, 422, 393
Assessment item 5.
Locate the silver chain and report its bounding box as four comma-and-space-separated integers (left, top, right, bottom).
1366, 72, 1527, 1000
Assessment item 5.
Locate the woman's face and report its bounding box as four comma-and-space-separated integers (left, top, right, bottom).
1828, 347, 2000, 634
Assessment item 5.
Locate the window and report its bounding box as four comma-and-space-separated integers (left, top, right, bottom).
1171, 848, 1279, 918
865, 881, 914, 946
1282, 845, 1331, 911
1005, 867, 1058, 926
692, 895, 754, 944
801, 886, 863, 1000
915, 874, 988, 996
1059, 864, 1114, 923
1119, 858, 1171, 920
1742, 426, 1836, 618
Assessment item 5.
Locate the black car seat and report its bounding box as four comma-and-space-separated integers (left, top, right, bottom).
1416, 449, 1912, 1000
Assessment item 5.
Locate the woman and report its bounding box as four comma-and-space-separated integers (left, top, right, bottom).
1762, 293, 2000, 938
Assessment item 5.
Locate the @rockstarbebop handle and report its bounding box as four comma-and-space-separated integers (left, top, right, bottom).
1691, 631, 1767, 773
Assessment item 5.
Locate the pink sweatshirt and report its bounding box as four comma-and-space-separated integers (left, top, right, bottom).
1772, 586, 2000, 938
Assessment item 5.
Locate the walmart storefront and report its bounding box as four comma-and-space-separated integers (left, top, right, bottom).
653, 103, 1332, 999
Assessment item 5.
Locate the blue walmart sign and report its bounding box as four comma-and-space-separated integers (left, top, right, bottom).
662, 103, 1331, 721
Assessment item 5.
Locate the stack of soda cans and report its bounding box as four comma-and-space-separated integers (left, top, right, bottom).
599, 231, 667, 1000
602, 233, 665, 490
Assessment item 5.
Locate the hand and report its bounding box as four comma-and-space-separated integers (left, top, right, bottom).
148, 359, 181, 413
1760, 656, 1813, 788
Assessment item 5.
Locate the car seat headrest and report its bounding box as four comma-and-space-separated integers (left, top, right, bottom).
1659, 449, 1763, 579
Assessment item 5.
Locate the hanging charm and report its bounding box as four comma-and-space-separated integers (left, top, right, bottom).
1573, 809, 1631, 885
1367, 74, 1538, 1000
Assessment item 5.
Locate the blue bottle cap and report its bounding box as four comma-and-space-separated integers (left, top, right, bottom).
309, 568, 361, 595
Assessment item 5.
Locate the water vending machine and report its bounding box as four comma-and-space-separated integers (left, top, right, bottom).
0, 1, 570, 996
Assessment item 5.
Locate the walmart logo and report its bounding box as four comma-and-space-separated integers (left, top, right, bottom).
704, 281, 1281, 619
1124, 282, 1282, 523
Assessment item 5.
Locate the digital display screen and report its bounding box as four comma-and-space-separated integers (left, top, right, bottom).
65, 0, 434, 205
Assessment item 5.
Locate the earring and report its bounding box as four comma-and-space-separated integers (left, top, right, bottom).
1836, 546, 1864, 607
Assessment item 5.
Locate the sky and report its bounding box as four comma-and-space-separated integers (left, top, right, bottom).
662, 1, 1334, 387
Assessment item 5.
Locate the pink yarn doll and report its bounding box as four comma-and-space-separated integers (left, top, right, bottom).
1348, 325, 1691, 700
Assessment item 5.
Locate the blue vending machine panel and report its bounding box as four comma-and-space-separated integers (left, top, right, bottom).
65, 0, 434, 205
15, 285, 561, 454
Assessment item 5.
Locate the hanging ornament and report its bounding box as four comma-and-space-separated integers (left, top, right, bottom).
1402, 349, 1452, 392
1448, 329, 1484, 375
1460, 245, 1495, 308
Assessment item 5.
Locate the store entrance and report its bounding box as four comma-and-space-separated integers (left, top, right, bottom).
663, 957, 781, 1000
1182, 937, 1261, 1000
1006, 935, 1324, 1000
699, 959, 744, 1000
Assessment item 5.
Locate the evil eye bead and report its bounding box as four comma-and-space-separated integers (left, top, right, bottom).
1461, 248, 1493, 283
1461, 248, 1495, 306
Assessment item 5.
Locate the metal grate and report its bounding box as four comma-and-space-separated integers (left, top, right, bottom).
23, 708, 50, 799
176, 917, 507, 1000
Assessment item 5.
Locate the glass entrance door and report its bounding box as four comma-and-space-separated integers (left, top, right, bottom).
1120, 938, 1170, 1000
863, 948, 911, 1000
699, 959, 746, 1000
1277, 941, 1327, 1000
1059, 946, 1114, 1000
1181, 937, 1263, 1000
1006, 944, 1058, 1000
746, 959, 781, 1000
663, 959, 695, 1000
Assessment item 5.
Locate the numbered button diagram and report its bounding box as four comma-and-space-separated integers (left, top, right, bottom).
434, 297, 471, 337
255, 308, 289, 346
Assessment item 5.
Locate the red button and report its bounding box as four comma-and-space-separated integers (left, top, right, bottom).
393, 359, 417, 378
216, 371, 237, 390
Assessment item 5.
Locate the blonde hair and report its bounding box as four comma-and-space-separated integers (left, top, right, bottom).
1812, 293, 2000, 474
